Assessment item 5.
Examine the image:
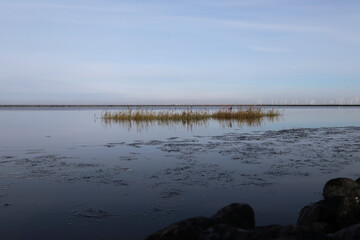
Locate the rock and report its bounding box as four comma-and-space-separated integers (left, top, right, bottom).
311, 222, 337, 235
329, 223, 360, 240
212, 203, 255, 229
323, 178, 360, 199
146, 178, 360, 240
145, 217, 216, 240
249, 225, 327, 240
199, 224, 250, 240
146, 203, 254, 240
355, 178, 360, 185
297, 198, 341, 233
336, 195, 360, 229
297, 195, 360, 232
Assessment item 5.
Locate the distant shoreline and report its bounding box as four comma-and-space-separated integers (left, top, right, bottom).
0, 104, 360, 108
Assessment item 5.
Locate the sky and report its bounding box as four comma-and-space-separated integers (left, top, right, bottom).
1, 0, 360, 105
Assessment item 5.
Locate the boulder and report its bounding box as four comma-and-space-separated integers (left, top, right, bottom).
146, 203, 254, 240
212, 203, 255, 229
355, 178, 360, 185
146, 178, 360, 240
323, 178, 360, 199
298, 178, 360, 233
146, 217, 216, 240
199, 224, 250, 240
336, 195, 360, 228
249, 225, 327, 240
329, 223, 360, 240
297, 198, 341, 233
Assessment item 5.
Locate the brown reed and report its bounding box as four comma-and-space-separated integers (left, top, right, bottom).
101, 107, 280, 123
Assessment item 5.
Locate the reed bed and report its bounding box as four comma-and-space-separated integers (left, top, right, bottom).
212, 107, 279, 120
101, 107, 280, 123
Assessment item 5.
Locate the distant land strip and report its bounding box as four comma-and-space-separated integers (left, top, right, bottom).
1, 105, 360, 108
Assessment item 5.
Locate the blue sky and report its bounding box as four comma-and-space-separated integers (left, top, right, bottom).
1, 0, 359, 104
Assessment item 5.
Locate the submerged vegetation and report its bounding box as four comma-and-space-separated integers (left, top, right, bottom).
101, 107, 280, 126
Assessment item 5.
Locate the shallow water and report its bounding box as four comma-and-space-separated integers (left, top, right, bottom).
0, 106, 360, 239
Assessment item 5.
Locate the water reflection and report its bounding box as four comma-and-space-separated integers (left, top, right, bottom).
101, 116, 280, 131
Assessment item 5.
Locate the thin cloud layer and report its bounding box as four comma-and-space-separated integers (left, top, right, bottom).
0, 0, 359, 104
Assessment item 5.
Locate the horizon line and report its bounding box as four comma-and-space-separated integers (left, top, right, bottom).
1, 104, 360, 108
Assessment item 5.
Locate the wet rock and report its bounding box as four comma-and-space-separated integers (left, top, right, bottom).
249, 225, 327, 240
329, 223, 360, 240
212, 203, 255, 229
323, 178, 360, 199
146, 217, 216, 240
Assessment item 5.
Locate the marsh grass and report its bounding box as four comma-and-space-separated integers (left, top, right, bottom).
101, 107, 280, 123
211, 107, 279, 120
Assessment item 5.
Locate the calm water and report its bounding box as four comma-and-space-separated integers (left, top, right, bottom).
1, 107, 360, 239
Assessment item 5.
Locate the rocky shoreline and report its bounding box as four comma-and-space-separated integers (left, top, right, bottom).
146, 178, 360, 239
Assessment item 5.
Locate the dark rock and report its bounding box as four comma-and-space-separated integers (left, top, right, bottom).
212, 203, 255, 229
336, 195, 360, 229
146, 203, 254, 240
249, 225, 327, 240
199, 224, 250, 240
145, 217, 216, 240
323, 178, 360, 199
355, 178, 360, 185
297, 195, 360, 232
329, 223, 360, 240
311, 222, 337, 235
297, 198, 341, 233
146, 178, 360, 240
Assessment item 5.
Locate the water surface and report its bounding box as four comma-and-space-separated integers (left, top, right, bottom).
0, 106, 360, 239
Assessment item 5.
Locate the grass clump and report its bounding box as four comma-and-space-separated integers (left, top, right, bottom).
212, 107, 279, 120
101, 107, 280, 123
102, 109, 209, 122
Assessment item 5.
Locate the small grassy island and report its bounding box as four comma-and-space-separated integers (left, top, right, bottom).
101, 107, 280, 123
